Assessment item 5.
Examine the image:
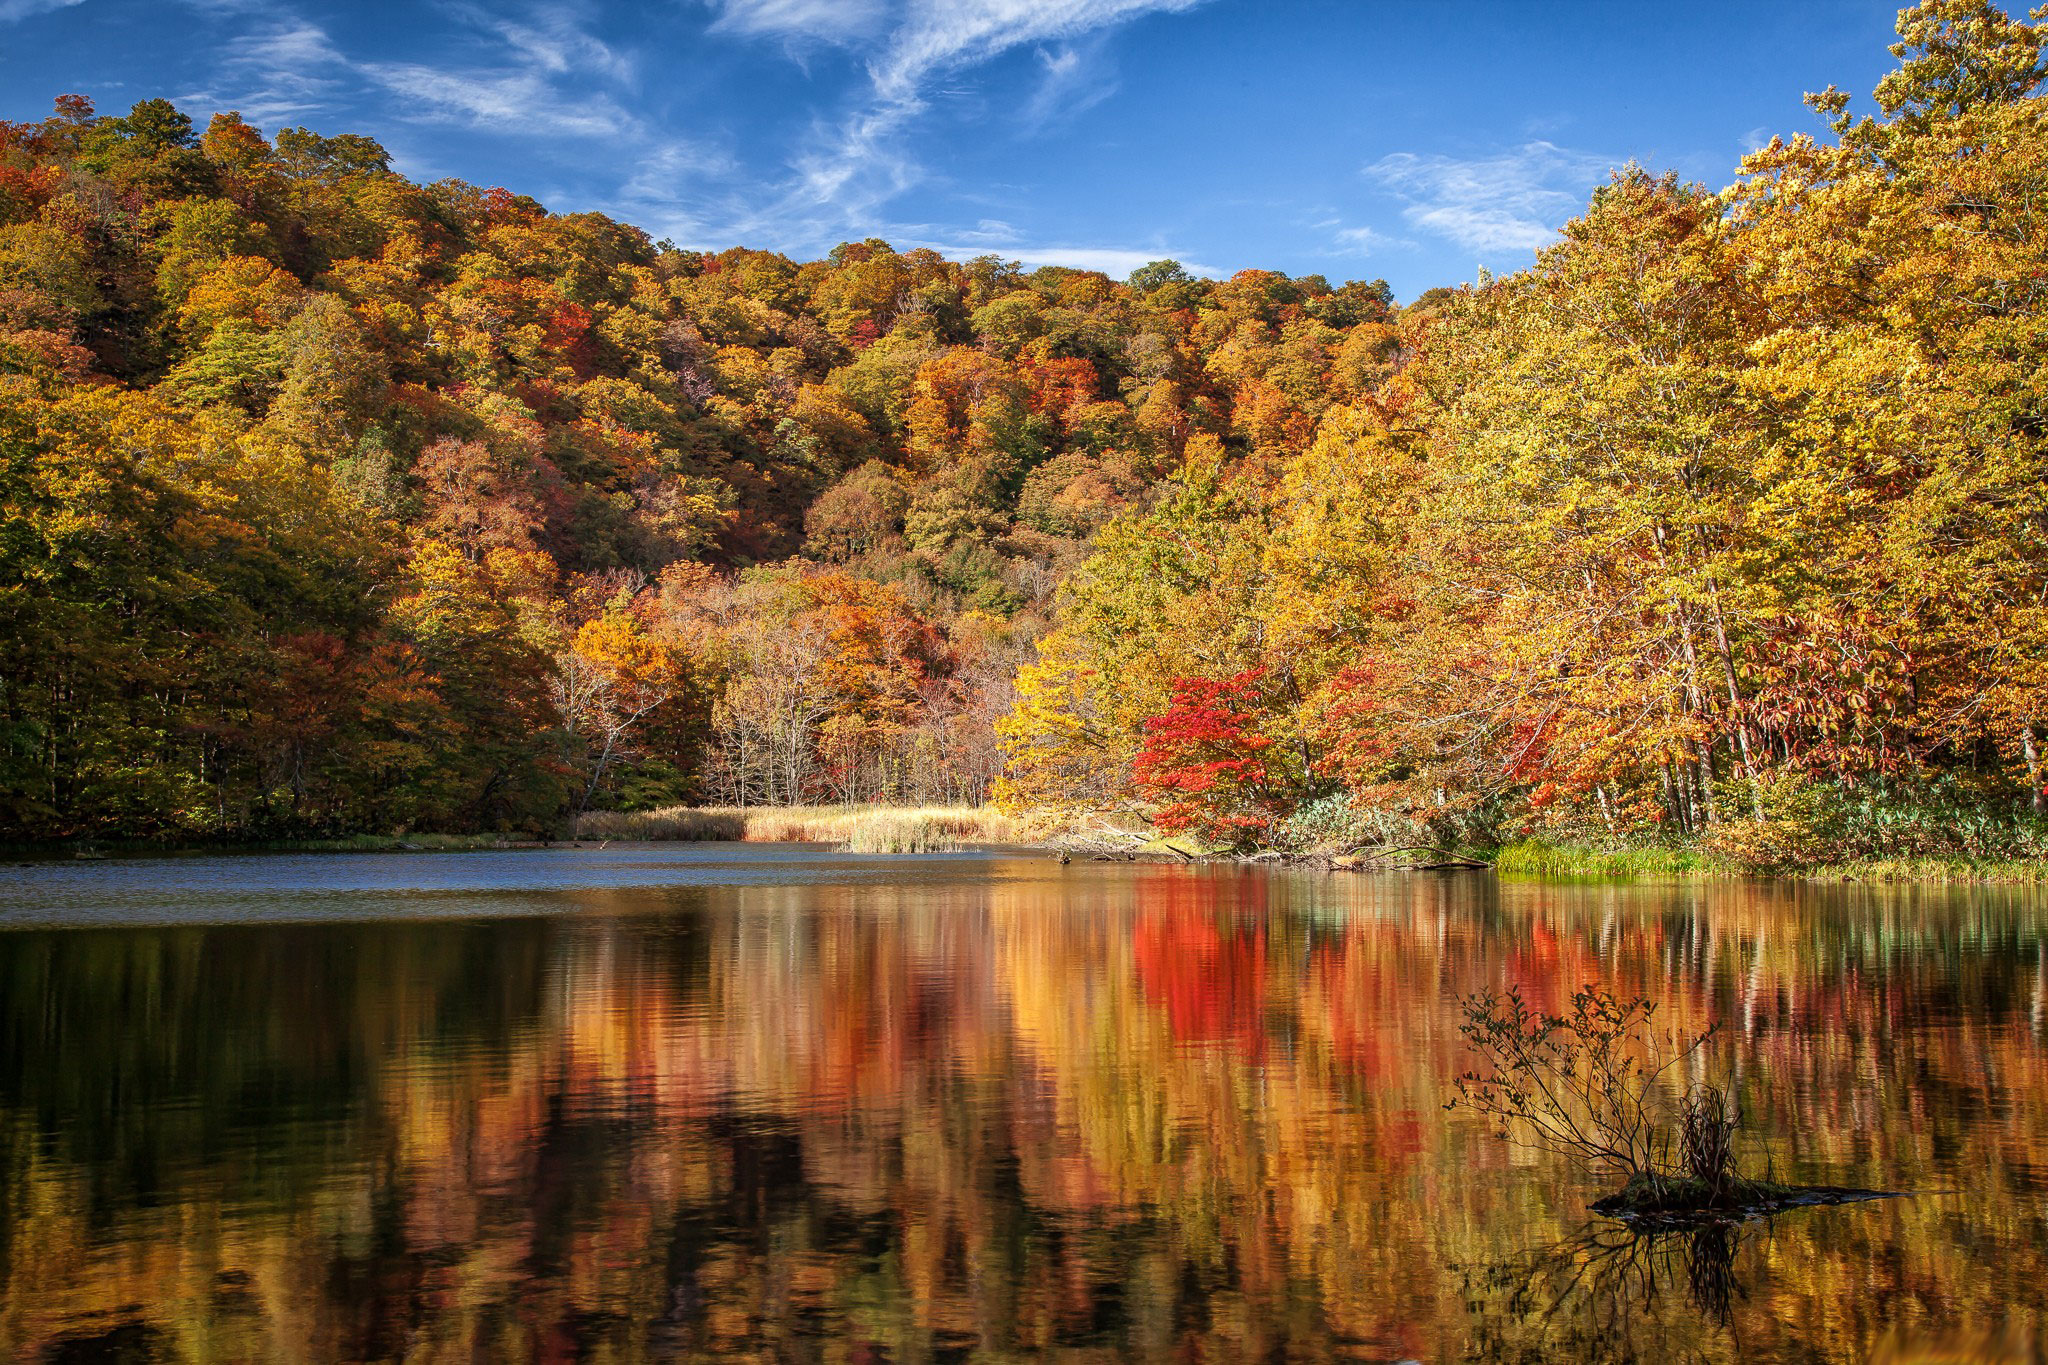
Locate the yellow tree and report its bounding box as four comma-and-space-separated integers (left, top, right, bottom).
1727, 0, 2048, 806
1406, 168, 1768, 835
554, 600, 697, 813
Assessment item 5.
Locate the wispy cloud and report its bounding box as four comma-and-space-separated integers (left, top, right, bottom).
619, 141, 739, 201
706, 0, 889, 46
1365, 141, 1614, 255
953, 217, 1021, 245
468, 3, 635, 84
1020, 34, 1120, 130
920, 238, 1220, 278
191, 2, 648, 142
237, 19, 342, 67
712, 0, 1211, 240
611, 140, 746, 243
366, 63, 637, 138
0, 0, 83, 22
1326, 223, 1400, 257
866, 0, 1200, 105
371, 3, 640, 138
195, 16, 352, 125
1000, 244, 1218, 276
154, 0, 1219, 269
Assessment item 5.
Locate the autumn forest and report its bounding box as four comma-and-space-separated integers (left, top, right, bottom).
3, 1, 2046, 868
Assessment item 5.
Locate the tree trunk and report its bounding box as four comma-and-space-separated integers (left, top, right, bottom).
1703, 575, 1764, 818
2025, 724, 2044, 814
1653, 522, 1718, 826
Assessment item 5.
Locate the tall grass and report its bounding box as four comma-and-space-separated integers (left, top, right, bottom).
1489, 840, 1722, 879
1804, 855, 2048, 885
572, 804, 1021, 853
1489, 838, 2048, 884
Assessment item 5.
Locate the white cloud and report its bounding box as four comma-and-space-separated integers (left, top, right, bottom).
1365, 141, 1615, 255
164, 0, 1221, 271
0, 0, 83, 22
867, 0, 1198, 104
1020, 35, 1120, 129
612, 140, 741, 238
955, 217, 1021, 244
371, 3, 639, 136
367, 63, 637, 138
620, 141, 737, 197
709, 0, 1209, 236
924, 239, 1220, 277
705, 0, 888, 45
476, 4, 635, 84
237, 19, 344, 70
1329, 224, 1398, 257
193, 18, 351, 128
194, 4, 642, 143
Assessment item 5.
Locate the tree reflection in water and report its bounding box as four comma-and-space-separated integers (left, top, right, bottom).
1461, 1217, 1750, 1363
0, 854, 2042, 1360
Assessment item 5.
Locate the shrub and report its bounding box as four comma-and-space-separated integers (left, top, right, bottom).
1451, 985, 1709, 1181
1449, 984, 1782, 1212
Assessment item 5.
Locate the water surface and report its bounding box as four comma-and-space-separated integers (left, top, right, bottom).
1, 846, 2042, 1361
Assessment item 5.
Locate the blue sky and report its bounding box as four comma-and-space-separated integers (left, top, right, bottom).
0, 0, 1902, 298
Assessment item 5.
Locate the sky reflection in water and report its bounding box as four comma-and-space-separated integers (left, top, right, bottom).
0, 846, 2042, 1361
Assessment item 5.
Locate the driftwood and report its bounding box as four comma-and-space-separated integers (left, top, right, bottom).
1054, 828, 1491, 871
1331, 844, 1491, 871
1064, 821, 1207, 864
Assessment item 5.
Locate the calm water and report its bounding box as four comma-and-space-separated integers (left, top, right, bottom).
0, 846, 2043, 1362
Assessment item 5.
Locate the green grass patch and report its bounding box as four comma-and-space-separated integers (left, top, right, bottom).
1803, 854, 2048, 884
1487, 838, 2048, 883
1488, 840, 1725, 879
0, 831, 528, 859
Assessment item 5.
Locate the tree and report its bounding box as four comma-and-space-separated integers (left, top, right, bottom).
1132, 668, 1289, 845
1127, 259, 1192, 294
555, 600, 698, 812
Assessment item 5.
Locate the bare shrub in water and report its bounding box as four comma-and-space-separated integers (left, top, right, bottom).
1451, 985, 1760, 1210
1450, 985, 1714, 1180
1677, 1083, 1740, 1199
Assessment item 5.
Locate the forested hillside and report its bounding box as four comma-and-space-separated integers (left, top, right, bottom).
0, 80, 1398, 838
3, 0, 2045, 862
997, 0, 2048, 867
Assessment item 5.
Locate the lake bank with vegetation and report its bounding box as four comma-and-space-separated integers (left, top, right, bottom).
12, 801, 2048, 884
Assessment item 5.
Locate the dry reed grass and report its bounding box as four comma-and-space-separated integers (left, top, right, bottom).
572, 805, 1023, 852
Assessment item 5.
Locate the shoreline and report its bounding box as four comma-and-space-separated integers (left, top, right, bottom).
1050, 832, 2048, 886
7, 818, 2047, 887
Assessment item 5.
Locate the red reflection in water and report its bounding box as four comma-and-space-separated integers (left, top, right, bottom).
1132, 874, 1270, 1054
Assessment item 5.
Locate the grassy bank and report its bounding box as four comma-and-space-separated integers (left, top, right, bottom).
573, 804, 1023, 853
1488, 840, 1725, 879
1485, 838, 2048, 884
1797, 854, 2048, 884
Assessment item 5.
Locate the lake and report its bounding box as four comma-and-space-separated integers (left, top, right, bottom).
0, 845, 2042, 1361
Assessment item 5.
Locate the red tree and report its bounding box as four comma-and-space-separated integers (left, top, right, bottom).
1132, 667, 1284, 844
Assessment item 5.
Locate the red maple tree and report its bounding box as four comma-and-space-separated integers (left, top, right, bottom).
1132, 666, 1284, 844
